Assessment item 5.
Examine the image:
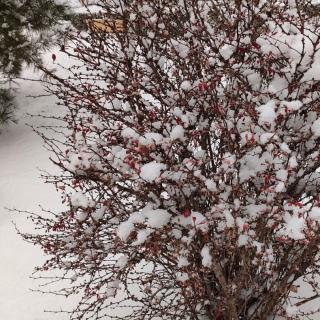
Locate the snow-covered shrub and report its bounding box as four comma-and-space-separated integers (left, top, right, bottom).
23, 0, 320, 319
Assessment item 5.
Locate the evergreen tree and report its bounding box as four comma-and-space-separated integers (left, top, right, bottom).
0, 0, 71, 126
0, 88, 15, 125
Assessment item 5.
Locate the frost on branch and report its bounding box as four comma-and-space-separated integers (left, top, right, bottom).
22, 0, 320, 319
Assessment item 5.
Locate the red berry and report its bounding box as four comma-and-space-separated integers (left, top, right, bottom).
182, 208, 191, 217
242, 223, 249, 232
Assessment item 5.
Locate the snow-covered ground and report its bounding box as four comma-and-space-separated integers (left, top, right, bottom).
0, 57, 73, 319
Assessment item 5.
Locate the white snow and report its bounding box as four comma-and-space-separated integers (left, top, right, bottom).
309, 207, 320, 222
117, 205, 171, 244
117, 220, 135, 241
205, 179, 217, 192
140, 162, 166, 182
201, 245, 213, 268
268, 74, 288, 94
275, 181, 286, 193
281, 213, 306, 240
170, 39, 190, 58
238, 234, 249, 247
280, 100, 303, 112
91, 207, 106, 221
170, 125, 185, 141
177, 256, 189, 268
257, 100, 276, 125
280, 142, 291, 153
224, 210, 235, 227
121, 127, 139, 139
0, 54, 74, 319
301, 52, 320, 81
139, 132, 163, 145
180, 80, 192, 91
115, 255, 129, 269
143, 208, 171, 228
219, 44, 235, 60
247, 72, 261, 90
289, 155, 298, 168
176, 272, 189, 282
276, 169, 288, 182
286, 305, 298, 317
132, 229, 152, 245
260, 132, 274, 144
311, 118, 320, 137
75, 210, 88, 222
70, 191, 93, 208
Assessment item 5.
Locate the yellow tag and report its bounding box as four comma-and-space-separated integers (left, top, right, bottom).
86, 19, 124, 33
